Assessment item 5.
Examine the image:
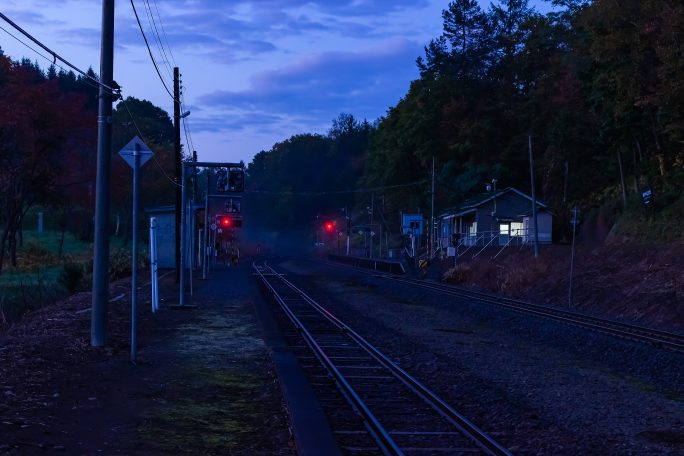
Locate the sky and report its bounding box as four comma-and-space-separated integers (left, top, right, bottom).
1, 0, 552, 165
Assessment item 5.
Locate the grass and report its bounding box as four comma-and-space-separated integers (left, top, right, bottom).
137, 368, 269, 453
611, 195, 684, 242
0, 229, 147, 326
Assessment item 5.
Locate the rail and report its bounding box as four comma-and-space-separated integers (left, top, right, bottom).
253, 260, 512, 456
384, 276, 684, 354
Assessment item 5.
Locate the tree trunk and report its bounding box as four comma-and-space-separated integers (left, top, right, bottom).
632, 142, 639, 193
0, 225, 9, 274
9, 230, 17, 267
58, 223, 66, 258
617, 149, 627, 207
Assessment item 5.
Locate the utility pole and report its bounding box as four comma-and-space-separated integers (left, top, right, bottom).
174, 67, 181, 282
430, 156, 435, 258
369, 194, 374, 258
345, 205, 350, 256
529, 135, 540, 258
91, 0, 115, 347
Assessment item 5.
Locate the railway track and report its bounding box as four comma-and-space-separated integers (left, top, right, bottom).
253, 260, 512, 456
381, 275, 684, 354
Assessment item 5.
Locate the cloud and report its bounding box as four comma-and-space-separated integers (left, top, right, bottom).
198, 37, 421, 128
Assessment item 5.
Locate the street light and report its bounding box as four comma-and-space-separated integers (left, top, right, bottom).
180, 110, 191, 119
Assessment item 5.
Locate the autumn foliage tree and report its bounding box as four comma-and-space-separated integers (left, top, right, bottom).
0, 55, 96, 271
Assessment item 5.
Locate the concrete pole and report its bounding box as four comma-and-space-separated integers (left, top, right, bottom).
91, 0, 115, 347
202, 172, 209, 279
174, 67, 181, 283
430, 156, 435, 258
179, 162, 187, 306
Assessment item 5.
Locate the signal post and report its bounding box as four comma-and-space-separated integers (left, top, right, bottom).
179, 161, 244, 306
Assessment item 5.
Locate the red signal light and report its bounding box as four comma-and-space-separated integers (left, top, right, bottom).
217, 216, 232, 227
324, 221, 334, 232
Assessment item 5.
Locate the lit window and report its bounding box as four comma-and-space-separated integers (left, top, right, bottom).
511, 222, 523, 236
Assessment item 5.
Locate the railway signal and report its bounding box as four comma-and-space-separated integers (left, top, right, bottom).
324, 221, 335, 233
216, 214, 242, 228
216, 167, 245, 192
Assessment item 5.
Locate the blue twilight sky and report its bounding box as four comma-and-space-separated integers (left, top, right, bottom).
1, 0, 552, 164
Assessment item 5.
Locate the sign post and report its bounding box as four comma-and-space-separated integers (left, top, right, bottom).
118, 136, 153, 363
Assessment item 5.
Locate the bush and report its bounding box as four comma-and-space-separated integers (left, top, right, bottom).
443, 263, 472, 283
21, 241, 55, 268
108, 247, 149, 280
109, 248, 132, 280
58, 262, 86, 292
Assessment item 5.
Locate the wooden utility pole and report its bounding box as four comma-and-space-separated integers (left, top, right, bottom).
91, 0, 115, 347
617, 149, 627, 207
174, 67, 181, 282
529, 135, 540, 258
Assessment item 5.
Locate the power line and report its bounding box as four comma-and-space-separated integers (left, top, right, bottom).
0, 24, 104, 95
141, 0, 174, 81
129, 0, 174, 99
0, 11, 119, 94
246, 180, 428, 196
180, 84, 195, 154
119, 95, 183, 188
151, 0, 176, 66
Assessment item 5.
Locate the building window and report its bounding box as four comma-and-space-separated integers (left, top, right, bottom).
511, 222, 523, 236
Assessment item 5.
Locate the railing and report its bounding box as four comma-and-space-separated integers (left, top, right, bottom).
449, 228, 538, 259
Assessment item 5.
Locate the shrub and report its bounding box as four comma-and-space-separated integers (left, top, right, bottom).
108, 247, 149, 280
109, 248, 132, 280
58, 262, 86, 292
443, 263, 472, 283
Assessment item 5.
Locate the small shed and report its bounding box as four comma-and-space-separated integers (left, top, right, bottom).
146, 206, 176, 268
147, 204, 205, 269
438, 187, 552, 248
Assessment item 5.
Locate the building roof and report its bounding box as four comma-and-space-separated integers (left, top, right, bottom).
439, 187, 547, 219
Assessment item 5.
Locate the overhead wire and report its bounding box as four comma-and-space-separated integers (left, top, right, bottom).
1, 7, 183, 190
151, 0, 176, 66
129, 0, 174, 99
245, 180, 428, 196
138, 0, 197, 160
4, 6, 195, 182
119, 95, 183, 188
180, 80, 195, 155
0, 11, 118, 94
141, 0, 174, 81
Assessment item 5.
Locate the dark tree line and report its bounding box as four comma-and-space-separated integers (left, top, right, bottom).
247, 0, 684, 241
365, 0, 684, 233
245, 113, 372, 238
0, 49, 177, 272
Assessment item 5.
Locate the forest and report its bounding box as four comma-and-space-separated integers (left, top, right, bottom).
2, 0, 684, 273
246, 0, 684, 243
0, 50, 178, 273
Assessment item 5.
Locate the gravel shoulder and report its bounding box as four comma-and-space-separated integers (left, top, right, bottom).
279, 258, 684, 455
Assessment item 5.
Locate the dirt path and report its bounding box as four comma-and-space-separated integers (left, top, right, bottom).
0, 263, 292, 455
